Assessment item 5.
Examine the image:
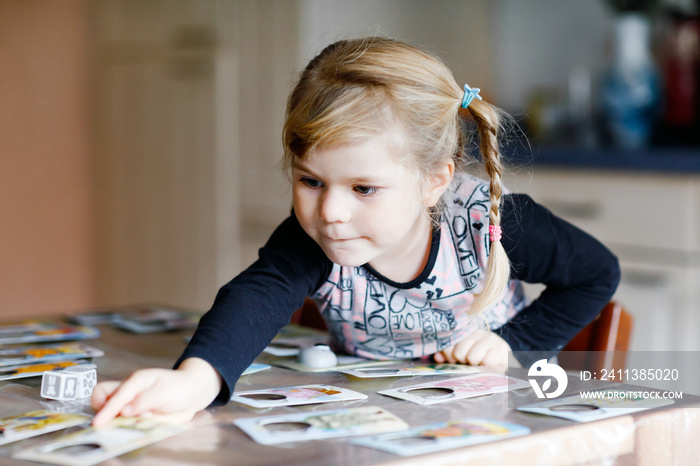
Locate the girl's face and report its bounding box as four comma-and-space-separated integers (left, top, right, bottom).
292, 135, 448, 282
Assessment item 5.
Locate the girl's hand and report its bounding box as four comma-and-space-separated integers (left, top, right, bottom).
433, 330, 512, 367
91, 357, 222, 427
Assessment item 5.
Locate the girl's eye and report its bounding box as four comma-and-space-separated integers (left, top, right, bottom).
353, 185, 378, 196
301, 177, 323, 189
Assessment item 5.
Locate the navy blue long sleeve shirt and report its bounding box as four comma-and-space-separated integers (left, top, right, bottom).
177, 193, 620, 404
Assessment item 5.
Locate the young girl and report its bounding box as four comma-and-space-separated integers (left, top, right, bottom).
92, 37, 620, 426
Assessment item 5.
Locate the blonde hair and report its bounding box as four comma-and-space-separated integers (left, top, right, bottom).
283, 37, 510, 316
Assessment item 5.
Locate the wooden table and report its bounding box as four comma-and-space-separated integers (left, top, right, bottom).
1, 323, 699, 465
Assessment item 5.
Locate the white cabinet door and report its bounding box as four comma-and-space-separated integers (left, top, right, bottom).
505, 168, 700, 352
506, 170, 698, 252
94, 1, 241, 308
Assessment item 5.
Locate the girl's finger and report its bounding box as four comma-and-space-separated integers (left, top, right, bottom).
90, 381, 122, 412
92, 371, 157, 427
480, 348, 505, 367
125, 382, 179, 416
450, 340, 471, 363
464, 337, 491, 365
440, 346, 458, 364
451, 331, 485, 363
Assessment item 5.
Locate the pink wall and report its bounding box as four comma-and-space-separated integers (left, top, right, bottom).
0, 1, 95, 319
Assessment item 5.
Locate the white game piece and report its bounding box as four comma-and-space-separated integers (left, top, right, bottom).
63, 365, 98, 398
298, 344, 338, 369
41, 364, 97, 400
41, 371, 80, 401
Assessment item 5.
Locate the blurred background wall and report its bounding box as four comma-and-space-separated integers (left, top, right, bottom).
2, 0, 699, 356
0, 0, 94, 318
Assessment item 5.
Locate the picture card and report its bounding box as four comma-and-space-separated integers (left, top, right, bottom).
0, 359, 95, 381
111, 306, 201, 333
272, 354, 404, 373
262, 342, 305, 357
0, 342, 104, 367
0, 410, 91, 447
231, 384, 367, 408
378, 373, 530, 405
340, 363, 479, 378
0, 322, 99, 345
234, 406, 408, 445
66, 305, 201, 330
241, 363, 271, 376
351, 418, 530, 456
13, 417, 189, 466
517, 389, 675, 422
263, 324, 328, 356
65, 308, 129, 326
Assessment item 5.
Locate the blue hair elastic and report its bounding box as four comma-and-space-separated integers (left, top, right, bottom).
461, 84, 483, 109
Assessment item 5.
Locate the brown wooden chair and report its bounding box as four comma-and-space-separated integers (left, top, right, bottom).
290, 298, 327, 331
558, 301, 633, 375
290, 298, 633, 376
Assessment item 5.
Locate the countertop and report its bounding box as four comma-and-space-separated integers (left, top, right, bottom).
505, 144, 700, 174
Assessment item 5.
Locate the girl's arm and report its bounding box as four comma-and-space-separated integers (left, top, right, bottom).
494, 194, 621, 367
92, 213, 331, 424
175, 212, 332, 403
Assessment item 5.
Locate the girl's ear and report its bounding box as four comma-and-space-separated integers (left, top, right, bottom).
424, 160, 454, 208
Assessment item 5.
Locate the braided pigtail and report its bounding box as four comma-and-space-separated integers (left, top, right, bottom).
463, 98, 511, 316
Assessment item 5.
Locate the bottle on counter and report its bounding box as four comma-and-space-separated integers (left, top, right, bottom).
602, 13, 661, 148
657, 9, 700, 146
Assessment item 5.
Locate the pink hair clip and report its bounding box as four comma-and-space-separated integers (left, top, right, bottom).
489, 224, 502, 242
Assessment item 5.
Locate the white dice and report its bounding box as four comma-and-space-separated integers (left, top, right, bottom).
41, 364, 97, 401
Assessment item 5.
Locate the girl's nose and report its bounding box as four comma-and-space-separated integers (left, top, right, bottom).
319, 189, 351, 223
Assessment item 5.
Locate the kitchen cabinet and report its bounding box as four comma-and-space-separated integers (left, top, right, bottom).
505, 168, 700, 353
